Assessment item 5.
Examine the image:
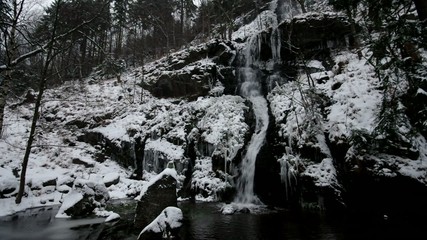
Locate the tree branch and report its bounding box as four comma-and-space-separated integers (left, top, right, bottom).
0, 1, 109, 72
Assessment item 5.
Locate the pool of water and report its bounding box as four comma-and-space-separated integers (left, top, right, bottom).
0, 206, 105, 240
0, 202, 425, 240
179, 203, 425, 240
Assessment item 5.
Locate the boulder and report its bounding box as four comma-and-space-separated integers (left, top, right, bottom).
56, 177, 110, 218
145, 66, 213, 99
137, 207, 183, 240
72, 158, 95, 168
142, 40, 237, 99
77, 131, 136, 168
279, 12, 351, 60
63, 192, 96, 217
0, 175, 18, 198
103, 172, 120, 187
134, 169, 178, 229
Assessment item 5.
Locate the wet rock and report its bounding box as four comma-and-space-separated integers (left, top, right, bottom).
238, 207, 250, 214
145, 68, 212, 99
220, 204, 236, 215
134, 170, 177, 229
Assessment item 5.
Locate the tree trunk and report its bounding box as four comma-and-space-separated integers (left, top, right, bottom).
0, 0, 20, 138
15, 0, 60, 204
180, 0, 185, 42
413, 0, 427, 24
15, 71, 47, 204
0, 72, 11, 138
297, 0, 307, 13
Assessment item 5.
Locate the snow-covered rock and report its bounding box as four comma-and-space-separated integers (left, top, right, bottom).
55, 176, 110, 218
103, 172, 120, 187
134, 169, 178, 229
137, 207, 183, 240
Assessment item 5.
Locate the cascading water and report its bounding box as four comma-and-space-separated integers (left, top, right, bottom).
234, 34, 270, 205
221, 0, 297, 212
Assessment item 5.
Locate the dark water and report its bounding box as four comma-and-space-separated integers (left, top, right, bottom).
0, 202, 425, 240
0, 206, 105, 240
178, 203, 425, 240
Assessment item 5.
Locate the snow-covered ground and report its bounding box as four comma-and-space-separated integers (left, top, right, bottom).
0, 62, 250, 216
269, 49, 427, 186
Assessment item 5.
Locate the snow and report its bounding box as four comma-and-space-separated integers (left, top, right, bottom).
138, 207, 183, 236
145, 139, 184, 161
220, 204, 235, 215
268, 51, 382, 148
232, 10, 277, 41
1, 1, 427, 219
195, 95, 248, 148
94, 208, 121, 222
103, 172, 120, 185
55, 191, 83, 218
0, 168, 19, 195
307, 60, 326, 70
302, 158, 339, 188
417, 88, 427, 96
135, 168, 178, 201
191, 157, 228, 200
105, 212, 120, 222
0, 192, 62, 217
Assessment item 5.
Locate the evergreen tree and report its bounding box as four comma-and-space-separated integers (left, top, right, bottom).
35, 0, 111, 81
112, 0, 129, 57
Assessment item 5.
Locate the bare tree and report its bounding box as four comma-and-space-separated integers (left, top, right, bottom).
0, 0, 25, 137
13, 0, 110, 204
15, 0, 61, 204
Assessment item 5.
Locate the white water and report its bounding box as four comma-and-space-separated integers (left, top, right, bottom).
234, 31, 270, 205
231, 0, 297, 208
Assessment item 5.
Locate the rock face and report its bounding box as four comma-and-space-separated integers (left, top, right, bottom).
278, 12, 351, 61
134, 171, 178, 229
42, 9, 426, 219
77, 131, 136, 168
141, 40, 238, 99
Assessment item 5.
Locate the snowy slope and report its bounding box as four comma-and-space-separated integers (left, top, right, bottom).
0, 54, 250, 215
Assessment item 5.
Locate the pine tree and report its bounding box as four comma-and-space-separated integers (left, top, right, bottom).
113, 0, 129, 57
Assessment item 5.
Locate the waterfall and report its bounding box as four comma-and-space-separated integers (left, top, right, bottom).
223, 0, 296, 211
234, 33, 270, 205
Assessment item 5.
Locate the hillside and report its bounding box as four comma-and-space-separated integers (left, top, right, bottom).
1, 0, 427, 222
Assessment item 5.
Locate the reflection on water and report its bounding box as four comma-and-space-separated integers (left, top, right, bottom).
0, 202, 425, 240
0, 206, 105, 240
179, 203, 342, 240
178, 202, 425, 240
